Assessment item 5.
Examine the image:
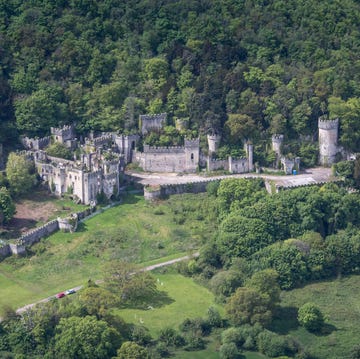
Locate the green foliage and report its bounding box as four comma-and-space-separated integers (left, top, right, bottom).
46, 142, 73, 160
103, 260, 158, 304
116, 341, 148, 359
0, 187, 15, 225
297, 302, 324, 333
225, 287, 273, 327
6, 152, 37, 197
54, 316, 122, 359
219, 342, 241, 359
257, 330, 294, 357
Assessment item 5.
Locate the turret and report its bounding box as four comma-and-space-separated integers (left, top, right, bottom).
318, 116, 339, 166
207, 134, 221, 154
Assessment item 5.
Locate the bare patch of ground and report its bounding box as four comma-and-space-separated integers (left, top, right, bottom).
1, 188, 58, 239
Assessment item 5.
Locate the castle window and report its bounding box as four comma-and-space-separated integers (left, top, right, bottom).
191, 153, 194, 160
75, 176, 77, 180
131, 141, 135, 150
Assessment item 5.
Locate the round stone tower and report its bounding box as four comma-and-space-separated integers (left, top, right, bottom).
271, 134, 284, 157
207, 134, 221, 154
318, 116, 339, 166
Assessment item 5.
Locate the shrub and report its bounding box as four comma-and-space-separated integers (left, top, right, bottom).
257, 330, 289, 357
297, 302, 324, 333
219, 342, 241, 359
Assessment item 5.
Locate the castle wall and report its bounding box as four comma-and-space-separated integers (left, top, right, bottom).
135, 150, 188, 172
207, 159, 228, 171
21, 136, 51, 150
0, 207, 96, 261
140, 113, 166, 135
318, 118, 339, 166
229, 157, 249, 173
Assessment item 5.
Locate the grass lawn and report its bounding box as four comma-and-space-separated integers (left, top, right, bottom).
0, 193, 217, 311
273, 274, 360, 359
113, 272, 224, 337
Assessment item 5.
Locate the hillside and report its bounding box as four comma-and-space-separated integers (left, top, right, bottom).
0, 0, 360, 160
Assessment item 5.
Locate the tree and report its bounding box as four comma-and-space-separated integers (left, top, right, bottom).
46, 142, 73, 160
103, 261, 157, 304
225, 287, 273, 327
6, 152, 37, 197
0, 187, 15, 225
115, 341, 148, 359
297, 302, 324, 332
225, 113, 257, 143
54, 316, 122, 359
14, 85, 69, 137
246, 269, 280, 309
78, 287, 118, 318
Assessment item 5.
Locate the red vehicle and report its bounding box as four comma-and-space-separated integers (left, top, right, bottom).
56, 292, 65, 299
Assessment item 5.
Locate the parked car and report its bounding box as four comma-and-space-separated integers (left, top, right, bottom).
65, 289, 76, 295
56, 292, 65, 299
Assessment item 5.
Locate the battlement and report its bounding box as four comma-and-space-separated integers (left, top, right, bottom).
318, 117, 339, 130
143, 144, 185, 154
51, 124, 74, 139
21, 136, 51, 150
271, 134, 284, 143
184, 138, 200, 148
140, 113, 166, 134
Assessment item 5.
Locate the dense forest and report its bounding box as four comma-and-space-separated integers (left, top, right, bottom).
1, 0, 360, 159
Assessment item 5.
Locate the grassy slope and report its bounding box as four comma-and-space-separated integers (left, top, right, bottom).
113, 272, 224, 337
275, 275, 360, 359
0, 194, 215, 310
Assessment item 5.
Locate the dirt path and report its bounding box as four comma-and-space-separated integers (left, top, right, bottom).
15, 252, 199, 315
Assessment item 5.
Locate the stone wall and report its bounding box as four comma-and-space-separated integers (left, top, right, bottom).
144, 179, 219, 200
0, 207, 96, 261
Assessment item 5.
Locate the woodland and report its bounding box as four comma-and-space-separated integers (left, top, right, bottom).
0, 0, 360, 160
2, 1, 360, 358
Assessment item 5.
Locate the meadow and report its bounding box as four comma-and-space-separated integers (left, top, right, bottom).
0, 193, 217, 310
274, 275, 360, 359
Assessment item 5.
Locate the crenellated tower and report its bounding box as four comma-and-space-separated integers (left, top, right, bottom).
318, 116, 339, 166
207, 134, 221, 154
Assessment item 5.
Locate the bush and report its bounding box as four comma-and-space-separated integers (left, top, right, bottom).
158, 328, 185, 347
219, 342, 241, 359
131, 325, 152, 346
209, 270, 243, 297
257, 330, 289, 357
297, 302, 324, 333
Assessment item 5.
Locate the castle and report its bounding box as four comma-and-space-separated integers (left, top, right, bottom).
20, 113, 254, 204
22, 112, 346, 205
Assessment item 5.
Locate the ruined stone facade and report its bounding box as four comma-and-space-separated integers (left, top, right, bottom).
34, 150, 122, 205
135, 138, 200, 173
318, 116, 339, 166
140, 113, 167, 135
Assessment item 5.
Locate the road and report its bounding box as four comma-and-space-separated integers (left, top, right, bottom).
126, 167, 335, 189
15, 252, 199, 315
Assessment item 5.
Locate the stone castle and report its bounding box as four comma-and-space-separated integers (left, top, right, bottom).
19, 113, 346, 204
21, 113, 254, 204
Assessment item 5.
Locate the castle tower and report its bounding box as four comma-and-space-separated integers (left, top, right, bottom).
271, 134, 284, 168
245, 141, 254, 172
184, 138, 200, 172
139, 113, 166, 135
207, 134, 221, 154
318, 116, 339, 166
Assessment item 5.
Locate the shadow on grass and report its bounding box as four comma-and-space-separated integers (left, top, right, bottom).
121, 193, 143, 205
75, 222, 87, 232
318, 323, 337, 336
122, 290, 175, 310
270, 306, 299, 334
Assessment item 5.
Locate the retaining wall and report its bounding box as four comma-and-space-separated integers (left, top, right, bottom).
0, 207, 96, 261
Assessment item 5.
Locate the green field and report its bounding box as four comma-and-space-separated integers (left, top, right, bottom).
0, 193, 216, 310
274, 275, 360, 359
114, 272, 224, 337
